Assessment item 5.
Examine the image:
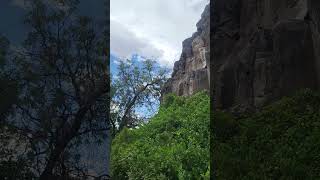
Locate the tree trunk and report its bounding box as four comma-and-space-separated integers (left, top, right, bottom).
39, 143, 67, 179
39, 107, 88, 179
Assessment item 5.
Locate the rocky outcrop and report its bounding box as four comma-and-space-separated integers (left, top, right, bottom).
162, 4, 210, 96
212, 0, 320, 113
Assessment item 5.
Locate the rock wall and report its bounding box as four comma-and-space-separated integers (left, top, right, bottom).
212, 0, 320, 113
162, 4, 210, 96
163, 0, 320, 113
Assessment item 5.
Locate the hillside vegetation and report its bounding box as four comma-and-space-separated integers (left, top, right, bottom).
213, 89, 320, 179
111, 92, 210, 179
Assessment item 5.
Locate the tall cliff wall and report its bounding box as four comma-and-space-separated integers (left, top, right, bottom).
162, 4, 210, 96
212, 0, 320, 113
163, 0, 320, 113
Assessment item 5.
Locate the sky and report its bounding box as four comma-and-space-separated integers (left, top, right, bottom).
0, 0, 105, 45
110, 0, 209, 68
0, 0, 28, 44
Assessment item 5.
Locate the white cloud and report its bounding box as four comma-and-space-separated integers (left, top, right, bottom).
111, 0, 209, 67
111, 19, 164, 61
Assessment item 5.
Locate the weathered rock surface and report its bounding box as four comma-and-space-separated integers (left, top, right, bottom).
163, 0, 320, 113
212, 0, 320, 112
162, 4, 210, 96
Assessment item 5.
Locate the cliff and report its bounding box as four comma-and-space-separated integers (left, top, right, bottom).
212, 0, 320, 113
162, 4, 210, 96
163, 0, 320, 113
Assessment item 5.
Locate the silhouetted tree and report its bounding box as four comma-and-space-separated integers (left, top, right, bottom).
1, 0, 109, 179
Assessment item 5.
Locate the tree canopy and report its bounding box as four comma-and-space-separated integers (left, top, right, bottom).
0, 0, 110, 179
111, 58, 168, 135
111, 91, 210, 179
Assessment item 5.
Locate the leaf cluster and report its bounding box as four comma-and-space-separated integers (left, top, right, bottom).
111, 92, 210, 179
213, 89, 320, 179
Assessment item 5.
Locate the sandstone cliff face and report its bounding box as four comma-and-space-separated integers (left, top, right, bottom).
162, 4, 210, 96
212, 0, 320, 113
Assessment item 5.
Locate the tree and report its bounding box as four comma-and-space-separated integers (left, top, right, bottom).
1, 0, 110, 179
0, 36, 19, 121
0, 36, 33, 179
111, 92, 210, 179
111, 58, 168, 135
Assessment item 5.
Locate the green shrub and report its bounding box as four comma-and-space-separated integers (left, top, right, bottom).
111, 92, 210, 180
0, 159, 35, 179
213, 89, 320, 179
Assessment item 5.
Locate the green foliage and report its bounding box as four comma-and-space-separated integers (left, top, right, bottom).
213, 89, 320, 179
0, 36, 8, 65
0, 159, 35, 179
0, 78, 19, 120
111, 92, 210, 179
0, 124, 34, 179
0, 36, 19, 120
111, 58, 168, 134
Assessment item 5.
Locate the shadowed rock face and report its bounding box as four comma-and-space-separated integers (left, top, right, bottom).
212, 0, 320, 113
162, 4, 210, 97
163, 0, 320, 113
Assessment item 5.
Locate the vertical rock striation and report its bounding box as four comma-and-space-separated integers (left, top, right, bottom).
163, 0, 320, 113
162, 4, 210, 97
212, 0, 320, 113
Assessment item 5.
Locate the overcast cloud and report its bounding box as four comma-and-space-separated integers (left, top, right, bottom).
111, 0, 209, 67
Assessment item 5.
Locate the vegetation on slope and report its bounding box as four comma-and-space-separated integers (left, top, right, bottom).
111, 92, 210, 179
213, 89, 320, 179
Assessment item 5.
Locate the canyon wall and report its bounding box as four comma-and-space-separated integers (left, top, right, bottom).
212, 0, 320, 113
162, 4, 210, 96
163, 0, 320, 113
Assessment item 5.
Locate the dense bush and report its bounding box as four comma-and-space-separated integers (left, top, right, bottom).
111, 92, 210, 179
213, 89, 320, 179
0, 159, 35, 179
